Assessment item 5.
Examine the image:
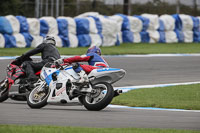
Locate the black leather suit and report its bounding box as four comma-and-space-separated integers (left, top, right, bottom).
22, 43, 60, 80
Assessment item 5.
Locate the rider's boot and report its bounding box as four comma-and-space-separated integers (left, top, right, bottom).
68, 71, 88, 100
27, 77, 38, 89
77, 70, 89, 83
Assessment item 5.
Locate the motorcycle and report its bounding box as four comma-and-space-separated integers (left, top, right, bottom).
0, 57, 40, 102
27, 61, 126, 111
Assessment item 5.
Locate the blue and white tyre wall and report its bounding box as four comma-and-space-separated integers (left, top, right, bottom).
0, 15, 25, 48
27, 18, 43, 47
113, 14, 150, 43
74, 16, 103, 47
180, 14, 194, 43
60, 12, 120, 47
159, 14, 178, 43
98, 15, 119, 46
0, 33, 5, 48
193, 16, 200, 42
40, 17, 62, 47
1, 12, 200, 48
110, 14, 143, 44
128, 16, 143, 43
109, 15, 124, 45
172, 14, 200, 43
57, 17, 78, 47
141, 14, 160, 43
76, 12, 104, 46
0, 15, 42, 48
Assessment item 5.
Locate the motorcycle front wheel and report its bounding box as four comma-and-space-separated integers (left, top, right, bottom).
27, 82, 49, 109
0, 79, 9, 102
79, 82, 114, 111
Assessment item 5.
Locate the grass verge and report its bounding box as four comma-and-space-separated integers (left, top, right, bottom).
111, 84, 200, 110
0, 125, 200, 133
0, 43, 200, 56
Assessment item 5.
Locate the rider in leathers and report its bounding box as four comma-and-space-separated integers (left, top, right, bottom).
57, 46, 108, 83
16, 36, 60, 83
57, 46, 120, 97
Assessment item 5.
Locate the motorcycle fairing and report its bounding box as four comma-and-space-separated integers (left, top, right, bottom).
41, 66, 77, 86
96, 68, 121, 72
88, 68, 126, 85
44, 70, 60, 85
7, 64, 25, 89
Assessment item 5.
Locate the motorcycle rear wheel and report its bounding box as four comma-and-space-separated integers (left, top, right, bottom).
27, 82, 49, 109
79, 82, 114, 111
0, 79, 9, 102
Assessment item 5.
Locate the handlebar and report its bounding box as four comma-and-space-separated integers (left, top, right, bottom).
55, 62, 60, 68
55, 62, 65, 70
45, 61, 70, 69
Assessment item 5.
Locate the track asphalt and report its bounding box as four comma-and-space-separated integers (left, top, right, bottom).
0, 55, 200, 130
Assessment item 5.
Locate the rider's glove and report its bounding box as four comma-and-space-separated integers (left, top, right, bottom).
56, 58, 64, 64
14, 54, 25, 65
16, 54, 25, 61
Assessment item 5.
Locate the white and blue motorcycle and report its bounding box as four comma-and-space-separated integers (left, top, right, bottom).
27, 61, 126, 111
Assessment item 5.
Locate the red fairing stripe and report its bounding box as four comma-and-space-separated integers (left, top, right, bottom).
15, 72, 24, 75
56, 88, 66, 96
102, 57, 109, 67
13, 72, 24, 78
12, 75, 18, 78
15, 69, 22, 71
95, 64, 107, 67
8, 71, 24, 77
7, 78, 14, 89
7, 72, 12, 75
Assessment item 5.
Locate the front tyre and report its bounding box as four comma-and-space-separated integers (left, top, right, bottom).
27, 82, 49, 109
79, 82, 114, 111
0, 79, 9, 102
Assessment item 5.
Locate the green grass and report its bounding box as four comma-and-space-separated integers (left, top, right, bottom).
111, 84, 200, 110
1, 43, 200, 56
0, 125, 199, 133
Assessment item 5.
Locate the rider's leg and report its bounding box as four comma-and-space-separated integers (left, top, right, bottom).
80, 64, 98, 74
72, 63, 88, 83
22, 61, 46, 83
22, 61, 37, 80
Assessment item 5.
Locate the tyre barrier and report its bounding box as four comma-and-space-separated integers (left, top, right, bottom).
0, 12, 200, 48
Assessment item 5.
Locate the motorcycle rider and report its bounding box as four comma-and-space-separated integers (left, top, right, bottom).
57, 46, 109, 83
16, 36, 61, 84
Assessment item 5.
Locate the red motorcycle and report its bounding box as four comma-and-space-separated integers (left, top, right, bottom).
0, 57, 40, 102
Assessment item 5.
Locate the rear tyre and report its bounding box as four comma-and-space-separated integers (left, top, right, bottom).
0, 79, 9, 102
27, 82, 49, 109
79, 82, 114, 111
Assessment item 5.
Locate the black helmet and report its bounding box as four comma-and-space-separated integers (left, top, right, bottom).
43, 36, 56, 46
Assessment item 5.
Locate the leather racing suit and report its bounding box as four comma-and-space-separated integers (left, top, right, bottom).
22, 43, 60, 80
63, 52, 109, 74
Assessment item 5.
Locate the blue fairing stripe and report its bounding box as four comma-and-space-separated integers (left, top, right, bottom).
97, 68, 120, 72
44, 67, 72, 85
65, 66, 73, 70
44, 70, 60, 85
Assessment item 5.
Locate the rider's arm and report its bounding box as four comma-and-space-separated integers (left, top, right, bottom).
63, 55, 92, 64
23, 43, 44, 57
